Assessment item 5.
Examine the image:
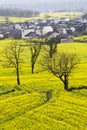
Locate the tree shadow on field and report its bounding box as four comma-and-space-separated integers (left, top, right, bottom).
68, 86, 87, 91
0, 85, 18, 96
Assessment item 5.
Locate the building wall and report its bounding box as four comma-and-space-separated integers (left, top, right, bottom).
42, 26, 53, 35
21, 29, 34, 39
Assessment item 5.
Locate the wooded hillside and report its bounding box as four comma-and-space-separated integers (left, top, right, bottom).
0, 8, 40, 17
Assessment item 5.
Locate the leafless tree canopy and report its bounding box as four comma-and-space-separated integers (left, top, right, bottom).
4, 41, 24, 85
42, 52, 78, 90
30, 43, 41, 74
44, 38, 58, 58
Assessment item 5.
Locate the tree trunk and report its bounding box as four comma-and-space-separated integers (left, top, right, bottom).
64, 75, 68, 90
49, 43, 53, 58
31, 64, 34, 74
16, 64, 20, 85
49, 43, 57, 58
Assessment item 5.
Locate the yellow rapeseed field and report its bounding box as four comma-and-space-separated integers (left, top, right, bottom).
0, 37, 87, 130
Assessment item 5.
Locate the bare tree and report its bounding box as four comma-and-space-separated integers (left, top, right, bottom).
42, 52, 78, 90
30, 43, 41, 74
45, 37, 59, 58
3, 41, 23, 85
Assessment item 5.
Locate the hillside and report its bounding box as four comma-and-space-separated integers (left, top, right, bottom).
0, 39, 87, 129
0, 8, 40, 17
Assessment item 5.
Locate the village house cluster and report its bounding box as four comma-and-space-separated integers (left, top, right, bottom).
0, 17, 87, 43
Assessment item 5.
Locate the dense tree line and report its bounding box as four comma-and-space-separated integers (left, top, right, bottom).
0, 8, 40, 17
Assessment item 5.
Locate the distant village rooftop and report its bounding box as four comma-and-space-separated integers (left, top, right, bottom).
0, 17, 87, 43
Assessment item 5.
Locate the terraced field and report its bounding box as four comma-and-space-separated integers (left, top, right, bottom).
0, 39, 87, 130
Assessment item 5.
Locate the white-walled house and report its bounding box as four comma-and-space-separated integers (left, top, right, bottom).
36, 29, 41, 36
21, 28, 35, 39
15, 23, 28, 30
15, 24, 22, 30
42, 26, 53, 36
70, 27, 75, 32
63, 28, 67, 34
0, 34, 4, 39
58, 28, 67, 34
